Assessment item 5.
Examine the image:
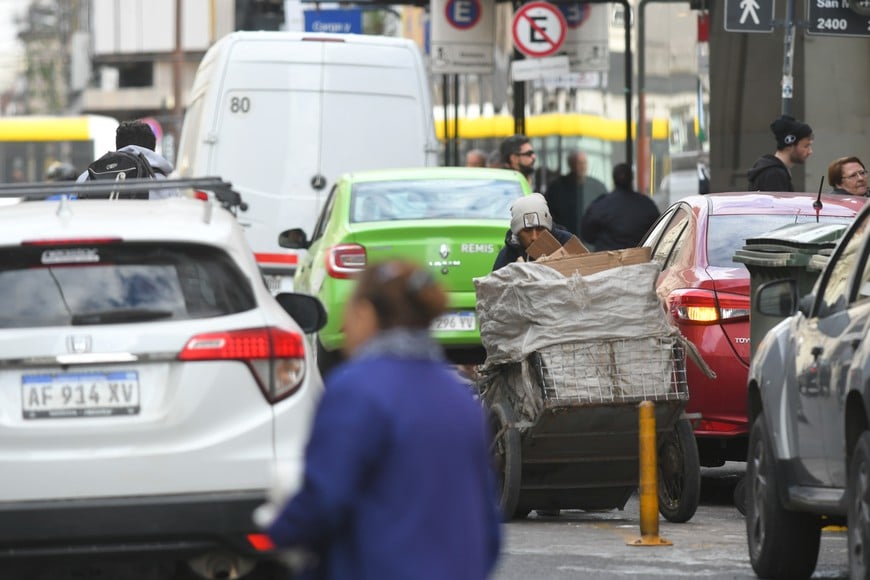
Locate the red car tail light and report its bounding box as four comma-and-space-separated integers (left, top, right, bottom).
246, 533, 276, 552
327, 244, 366, 279
179, 327, 306, 403
668, 289, 750, 325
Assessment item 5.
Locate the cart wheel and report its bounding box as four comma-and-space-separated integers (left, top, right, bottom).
657, 418, 701, 523
489, 402, 522, 521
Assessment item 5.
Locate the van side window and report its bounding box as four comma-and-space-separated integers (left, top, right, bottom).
310, 186, 338, 243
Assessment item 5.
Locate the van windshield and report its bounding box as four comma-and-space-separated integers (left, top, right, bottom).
351, 179, 524, 223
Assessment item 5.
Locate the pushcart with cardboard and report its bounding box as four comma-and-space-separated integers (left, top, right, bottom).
474, 246, 707, 523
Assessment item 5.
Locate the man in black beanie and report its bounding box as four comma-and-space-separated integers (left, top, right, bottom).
747, 114, 814, 191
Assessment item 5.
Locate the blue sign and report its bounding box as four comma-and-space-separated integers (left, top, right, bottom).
559, 3, 589, 29
445, 0, 481, 30
304, 9, 363, 34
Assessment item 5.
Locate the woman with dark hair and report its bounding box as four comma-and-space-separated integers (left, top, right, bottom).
265, 259, 502, 580
828, 156, 868, 197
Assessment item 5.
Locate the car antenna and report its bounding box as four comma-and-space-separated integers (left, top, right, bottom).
813, 176, 824, 212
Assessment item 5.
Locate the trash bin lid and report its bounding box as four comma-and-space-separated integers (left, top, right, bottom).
744, 222, 848, 251
734, 222, 848, 267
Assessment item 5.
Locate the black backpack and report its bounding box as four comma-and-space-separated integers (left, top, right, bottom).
84, 150, 162, 199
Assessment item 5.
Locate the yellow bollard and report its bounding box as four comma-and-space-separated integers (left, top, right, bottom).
627, 400, 672, 547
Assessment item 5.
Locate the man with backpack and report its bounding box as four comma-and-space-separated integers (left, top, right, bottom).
77, 120, 176, 199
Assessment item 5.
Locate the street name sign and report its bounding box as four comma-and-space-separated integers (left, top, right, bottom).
303, 9, 362, 34
806, 0, 870, 36
431, 0, 496, 74
511, 55, 570, 82
512, 1, 568, 58
724, 0, 775, 32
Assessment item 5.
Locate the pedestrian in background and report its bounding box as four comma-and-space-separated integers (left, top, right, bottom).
546, 150, 608, 239
827, 156, 868, 197
486, 149, 505, 168
581, 163, 660, 252
499, 134, 536, 185
747, 114, 813, 192
466, 148, 488, 168
265, 259, 502, 580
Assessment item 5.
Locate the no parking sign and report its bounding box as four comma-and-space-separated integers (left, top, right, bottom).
512, 2, 567, 58
445, 0, 481, 29
431, 0, 495, 73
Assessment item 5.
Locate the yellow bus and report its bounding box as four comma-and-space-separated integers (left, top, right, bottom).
0, 115, 119, 183
436, 111, 672, 190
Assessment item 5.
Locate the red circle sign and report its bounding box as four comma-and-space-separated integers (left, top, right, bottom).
511, 1, 568, 58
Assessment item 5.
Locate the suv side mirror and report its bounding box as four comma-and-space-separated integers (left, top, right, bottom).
278, 228, 309, 250
755, 279, 800, 317
275, 293, 327, 334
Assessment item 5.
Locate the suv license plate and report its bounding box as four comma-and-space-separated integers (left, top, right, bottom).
21, 371, 141, 419
431, 311, 476, 332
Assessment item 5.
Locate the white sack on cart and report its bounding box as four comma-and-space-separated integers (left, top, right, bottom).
474, 261, 675, 366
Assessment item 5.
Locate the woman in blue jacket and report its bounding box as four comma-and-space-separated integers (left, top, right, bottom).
266, 259, 502, 580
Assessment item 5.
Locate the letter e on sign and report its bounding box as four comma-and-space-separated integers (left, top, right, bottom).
446, 0, 482, 30
512, 2, 568, 58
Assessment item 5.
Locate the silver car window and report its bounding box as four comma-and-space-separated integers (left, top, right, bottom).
820, 214, 870, 315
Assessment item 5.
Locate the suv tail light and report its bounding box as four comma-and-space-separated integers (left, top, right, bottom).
179, 327, 306, 403
668, 289, 750, 325
326, 244, 366, 279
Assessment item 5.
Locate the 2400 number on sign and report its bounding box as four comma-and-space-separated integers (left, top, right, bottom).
21, 371, 141, 419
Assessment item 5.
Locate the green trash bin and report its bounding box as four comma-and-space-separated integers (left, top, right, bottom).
733, 222, 849, 361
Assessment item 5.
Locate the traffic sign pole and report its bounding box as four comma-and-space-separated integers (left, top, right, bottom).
512, 0, 525, 136
781, 0, 796, 115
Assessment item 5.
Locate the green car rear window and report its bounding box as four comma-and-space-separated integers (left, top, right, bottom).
351, 179, 524, 223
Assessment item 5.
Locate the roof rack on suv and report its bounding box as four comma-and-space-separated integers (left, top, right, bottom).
0, 177, 247, 215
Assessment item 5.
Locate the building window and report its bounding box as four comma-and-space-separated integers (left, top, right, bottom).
118, 62, 153, 88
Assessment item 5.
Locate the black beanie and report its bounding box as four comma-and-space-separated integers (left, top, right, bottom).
770, 115, 813, 149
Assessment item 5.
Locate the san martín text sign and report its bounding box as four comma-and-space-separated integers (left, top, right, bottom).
807, 0, 870, 36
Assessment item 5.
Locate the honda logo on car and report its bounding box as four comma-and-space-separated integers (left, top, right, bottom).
66, 335, 93, 354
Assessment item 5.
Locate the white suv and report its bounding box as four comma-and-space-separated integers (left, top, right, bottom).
0, 180, 325, 579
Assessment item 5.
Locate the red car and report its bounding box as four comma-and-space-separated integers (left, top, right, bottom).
640, 192, 867, 466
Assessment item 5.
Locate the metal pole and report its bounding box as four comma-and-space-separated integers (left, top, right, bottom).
781, 0, 796, 115
512, 0, 525, 135
173, 0, 184, 149
638, 0, 650, 194
442, 75, 451, 166
453, 73, 461, 166
621, 0, 633, 170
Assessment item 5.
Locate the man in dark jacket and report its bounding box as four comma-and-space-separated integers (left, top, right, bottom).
580, 163, 660, 252
546, 150, 607, 239
746, 115, 814, 192
493, 193, 574, 271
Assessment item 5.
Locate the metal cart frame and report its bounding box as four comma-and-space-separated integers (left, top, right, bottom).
478, 336, 701, 523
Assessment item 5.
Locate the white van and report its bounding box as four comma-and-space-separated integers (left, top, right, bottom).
176, 31, 439, 291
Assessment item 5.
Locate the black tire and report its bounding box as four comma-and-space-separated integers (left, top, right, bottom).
489, 402, 522, 521
657, 417, 701, 523
316, 337, 344, 377
746, 415, 820, 579
848, 431, 870, 580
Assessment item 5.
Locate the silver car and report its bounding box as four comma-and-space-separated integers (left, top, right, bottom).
746, 200, 870, 579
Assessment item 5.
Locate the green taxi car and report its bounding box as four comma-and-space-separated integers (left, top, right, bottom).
284, 167, 532, 373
